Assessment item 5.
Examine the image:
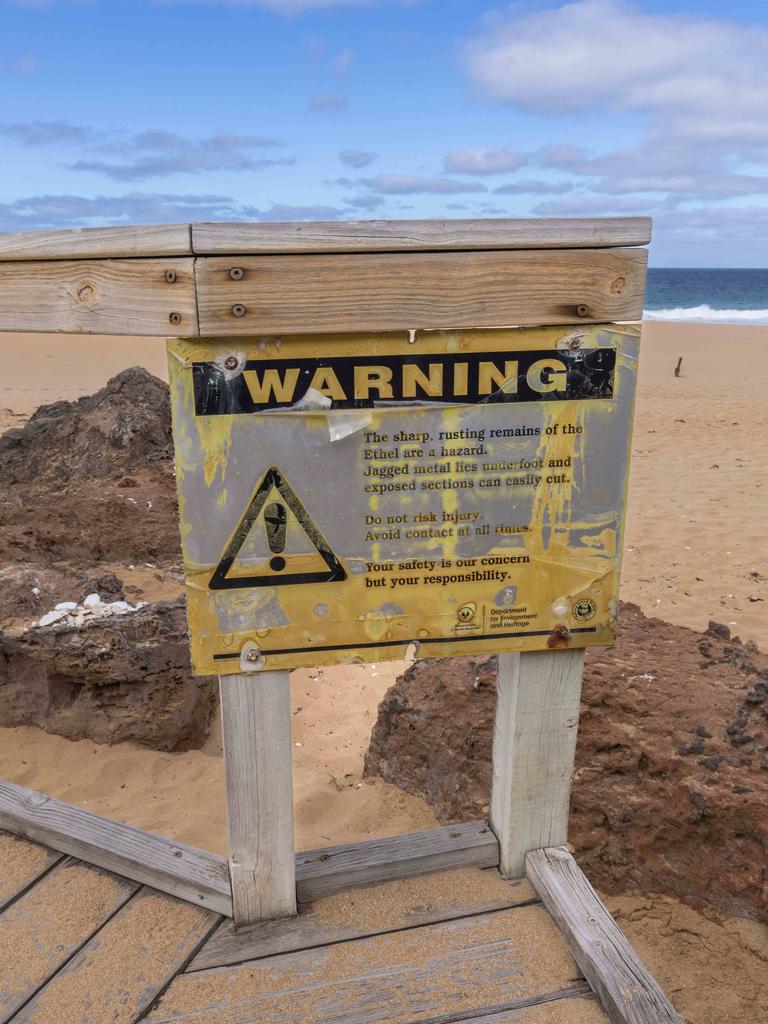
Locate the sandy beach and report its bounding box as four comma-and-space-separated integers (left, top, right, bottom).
0, 321, 766, 1023
0, 321, 766, 849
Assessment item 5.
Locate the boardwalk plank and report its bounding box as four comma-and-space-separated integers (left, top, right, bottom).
0, 781, 232, 916
0, 858, 138, 1022
146, 904, 583, 1024
526, 848, 683, 1024
296, 820, 499, 903
12, 888, 219, 1024
0, 833, 61, 912
189, 868, 536, 971
457, 993, 607, 1022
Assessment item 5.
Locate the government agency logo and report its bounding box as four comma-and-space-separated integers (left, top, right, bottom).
455, 601, 482, 635
457, 602, 477, 624
572, 598, 597, 622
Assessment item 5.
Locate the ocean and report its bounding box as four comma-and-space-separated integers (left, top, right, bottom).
645, 268, 768, 324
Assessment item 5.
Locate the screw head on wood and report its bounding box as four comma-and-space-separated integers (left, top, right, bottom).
165, 269, 177, 284
224, 355, 240, 370
231, 304, 247, 318
575, 304, 589, 318
229, 267, 245, 281
168, 312, 182, 325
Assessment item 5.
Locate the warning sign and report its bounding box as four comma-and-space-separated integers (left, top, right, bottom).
209, 465, 346, 589
168, 324, 639, 675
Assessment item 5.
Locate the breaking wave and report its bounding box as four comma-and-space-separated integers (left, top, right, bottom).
644, 305, 768, 325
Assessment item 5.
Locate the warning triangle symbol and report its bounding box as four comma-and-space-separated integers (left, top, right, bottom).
209, 465, 347, 590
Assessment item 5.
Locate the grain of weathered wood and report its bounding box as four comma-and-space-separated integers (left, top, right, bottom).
189, 868, 536, 971
146, 903, 582, 1024
13, 886, 219, 1024
526, 847, 683, 1024
192, 217, 652, 254
0, 832, 62, 912
491, 650, 585, 879
220, 671, 297, 925
147, 989, 600, 1024
397, 987, 601, 1024
0, 223, 192, 261
0, 857, 138, 1023
296, 820, 499, 903
0, 257, 197, 335
0, 780, 232, 916
195, 247, 647, 335
0, 789, 500, 923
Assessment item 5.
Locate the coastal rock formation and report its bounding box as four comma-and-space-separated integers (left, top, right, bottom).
0, 596, 216, 751
365, 602, 768, 922
0, 367, 180, 564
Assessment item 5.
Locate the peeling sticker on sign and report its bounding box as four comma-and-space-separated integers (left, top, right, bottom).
167, 324, 639, 675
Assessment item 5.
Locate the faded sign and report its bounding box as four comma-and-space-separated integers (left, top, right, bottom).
167, 324, 639, 675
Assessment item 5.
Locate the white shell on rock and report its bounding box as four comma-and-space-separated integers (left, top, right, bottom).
38, 609, 67, 627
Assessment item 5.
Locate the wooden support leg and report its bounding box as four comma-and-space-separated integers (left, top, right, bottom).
490, 648, 585, 879
219, 671, 297, 926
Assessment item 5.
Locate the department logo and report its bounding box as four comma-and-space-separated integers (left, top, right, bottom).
456, 602, 477, 624
572, 598, 597, 622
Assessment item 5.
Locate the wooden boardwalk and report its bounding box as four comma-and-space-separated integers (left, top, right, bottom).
0, 830, 615, 1024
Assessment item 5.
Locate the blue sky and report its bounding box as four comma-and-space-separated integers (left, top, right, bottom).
1, 0, 767, 265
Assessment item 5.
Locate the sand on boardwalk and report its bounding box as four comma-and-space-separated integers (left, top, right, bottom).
0, 322, 767, 1023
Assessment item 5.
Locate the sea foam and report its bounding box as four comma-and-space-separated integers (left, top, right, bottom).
644, 305, 768, 325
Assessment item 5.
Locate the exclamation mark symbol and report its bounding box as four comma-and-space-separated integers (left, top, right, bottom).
265, 501, 287, 571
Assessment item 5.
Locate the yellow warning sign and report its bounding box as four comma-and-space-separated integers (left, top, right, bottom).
167, 324, 639, 675
209, 465, 346, 589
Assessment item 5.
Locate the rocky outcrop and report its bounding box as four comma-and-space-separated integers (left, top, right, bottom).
365, 603, 768, 921
0, 368, 180, 564
0, 597, 216, 751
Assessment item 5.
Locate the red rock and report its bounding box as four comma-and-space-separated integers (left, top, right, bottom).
365, 602, 768, 921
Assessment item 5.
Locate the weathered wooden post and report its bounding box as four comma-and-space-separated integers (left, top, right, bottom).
220, 672, 296, 922
491, 649, 585, 878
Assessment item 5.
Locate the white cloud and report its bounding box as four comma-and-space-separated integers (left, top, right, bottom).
466, 0, 768, 144
332, 47, 353, 75
157, 0, 375, 11
72, 131, 292, 180
1, 54, 38, 74
0, 191, 346, 231
3, 124, 293, 180
462, 0, 768, 229
308, 90, 348, 113
338, 148, 377, 168
359, 174, 486, 195
2, 121, 89, 145
494, 180, 573, 196
531, 195, 663, 216
444, 147, 525, 175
